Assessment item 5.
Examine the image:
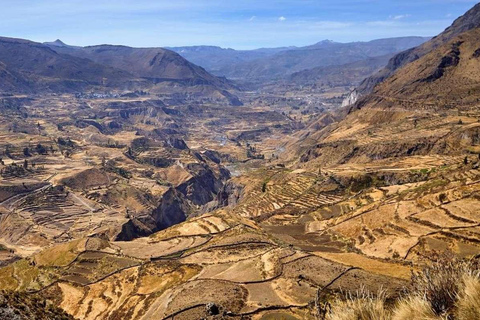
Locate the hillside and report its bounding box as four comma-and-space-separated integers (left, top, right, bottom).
47, 44, 235, 90
289, 54, 393, 88
0, 61, 31, 93
0, 37, 140, 93
354, 2, 480, 100
0, 36, 241, 104
355, 27, 480, 110
291, 3, 480, 168
1, 3, 480, 320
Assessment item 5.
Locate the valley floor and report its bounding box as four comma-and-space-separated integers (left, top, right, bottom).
1, 91, 480, 320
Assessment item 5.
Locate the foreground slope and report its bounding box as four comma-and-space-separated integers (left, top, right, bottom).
0, 211, 406, 320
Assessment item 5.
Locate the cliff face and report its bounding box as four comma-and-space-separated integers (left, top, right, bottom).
116, 163, 232, 240
152, 188, 191, 230
341, 89, 361, 108
176, 163, 229, 206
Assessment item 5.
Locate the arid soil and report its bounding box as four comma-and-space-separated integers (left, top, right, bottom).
2, 4, 480, 320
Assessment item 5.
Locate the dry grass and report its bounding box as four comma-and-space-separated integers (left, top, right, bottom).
321, 257, 480, 320
409, 258, 477, 316
456, 273, 480, 320
393, 296, 443, 320
324, 289, 391, 320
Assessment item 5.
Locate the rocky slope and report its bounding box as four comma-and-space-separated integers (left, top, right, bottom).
355, 27, 480, 110
0, 291, 73, 320
351, 2, 480, 103
2, 4, 480, 320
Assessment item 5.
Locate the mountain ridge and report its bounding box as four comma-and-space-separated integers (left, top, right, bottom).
45, 42, 235, 90
169, 36, 430, 82
0, 36, 241, 104
350, 2, 480, 104
0, 36, 140, 93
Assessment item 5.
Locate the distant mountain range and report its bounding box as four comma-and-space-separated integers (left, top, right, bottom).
0, 37, 240, 105
0, 35, 431, 101
169, 37, 431, 82
289, 54, 394, 89
166, 45, 294, 75
0, 37, 138, 93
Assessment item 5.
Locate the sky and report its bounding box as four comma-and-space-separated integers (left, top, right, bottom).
0, 0, 478, 50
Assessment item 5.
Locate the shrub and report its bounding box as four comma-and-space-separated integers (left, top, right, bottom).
262, 182, 267, 192
439, 193, 448, 203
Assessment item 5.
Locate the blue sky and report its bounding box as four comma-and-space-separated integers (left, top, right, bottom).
0, 0, 477, 49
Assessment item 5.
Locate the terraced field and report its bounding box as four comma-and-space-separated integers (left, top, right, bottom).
0, 212, 406, 320
232, 169, 343, 219
3, 99, 480, 319
3, 10, 480, 317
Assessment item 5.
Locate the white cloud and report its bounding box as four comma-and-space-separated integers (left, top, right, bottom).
367, 20, 397, 27
391, 14, 411, 20
0, 0, 458, 50
309, 21, 352, 29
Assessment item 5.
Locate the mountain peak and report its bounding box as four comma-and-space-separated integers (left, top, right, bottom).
45, 39, 68, 47
445, 2, 480, 36
314, 39, 335, 46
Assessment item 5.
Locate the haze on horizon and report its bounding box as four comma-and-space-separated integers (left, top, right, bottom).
0, 0, 478, 50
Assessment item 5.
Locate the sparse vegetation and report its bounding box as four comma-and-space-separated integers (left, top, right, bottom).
1, 162, 28, 177
105, 162, 132, 179
23, 147, 30, 157
57, 137, 75, 148
0, 290, 73, 320
1, 4, 480, 320
439, 192, 448, 203
319, 257, 480, 320
35, 144, 47, 155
